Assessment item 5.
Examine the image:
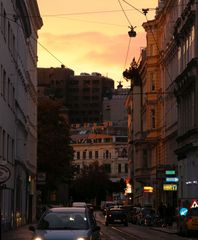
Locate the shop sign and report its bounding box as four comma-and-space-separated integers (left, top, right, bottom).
143, 186, 153, 193
0, 165, 11, 184
165, 170, 175, 175
166, 177, 179, 183
163, 183, 177, 191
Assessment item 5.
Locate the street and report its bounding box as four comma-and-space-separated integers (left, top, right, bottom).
95, 211, 198, 240
2, 211, 198, 240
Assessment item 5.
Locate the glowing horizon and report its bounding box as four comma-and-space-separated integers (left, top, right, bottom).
37, 0, 158, 87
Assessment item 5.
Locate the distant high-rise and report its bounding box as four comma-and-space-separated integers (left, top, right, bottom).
38, 66, 74, 101
38, 69, 114, 124
66, 72, 114, 124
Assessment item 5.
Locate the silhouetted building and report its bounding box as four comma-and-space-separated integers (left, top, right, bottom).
38, 66, 74, 101
66, 72, 114, 124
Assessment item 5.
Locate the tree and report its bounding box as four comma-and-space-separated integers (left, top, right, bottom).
70, 162, 111, 205
37, 99, 73, 204
70, 162, 126, 205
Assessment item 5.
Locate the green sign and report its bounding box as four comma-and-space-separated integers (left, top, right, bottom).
165, 170, 175, 175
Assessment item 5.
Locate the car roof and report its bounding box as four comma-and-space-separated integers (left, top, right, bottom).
49, 207, 86, 213
72, 202, 87, 207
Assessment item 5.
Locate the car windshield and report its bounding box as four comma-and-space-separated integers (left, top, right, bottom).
37, 211, 89, 230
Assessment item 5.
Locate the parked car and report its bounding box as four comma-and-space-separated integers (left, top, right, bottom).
178, 207, 198, 236
131, 207, 141, 224
29, 207, 101, 240
136, 207, 156, 225
105, 207, 128, 226
102, 201, 116, 215
120, 205, 134, 223
86, 203, 94, 213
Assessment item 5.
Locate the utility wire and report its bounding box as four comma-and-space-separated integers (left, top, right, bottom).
121, 0, 144, 15
118, 0, 132, 26
120, 0, 180, 131
6, 15, 65, 66
123, 37, 132, 70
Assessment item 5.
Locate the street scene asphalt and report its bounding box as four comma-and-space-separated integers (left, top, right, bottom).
2, 224, 33, 240
2, 211, 178, 240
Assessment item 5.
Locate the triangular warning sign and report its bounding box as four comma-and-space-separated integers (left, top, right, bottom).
190, 200, 198, 208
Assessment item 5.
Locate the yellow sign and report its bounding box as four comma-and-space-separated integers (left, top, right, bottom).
163, 184, 177, 191
144, 186, 153, 193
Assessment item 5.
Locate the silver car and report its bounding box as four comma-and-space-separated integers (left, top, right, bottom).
29, 207, 101, 240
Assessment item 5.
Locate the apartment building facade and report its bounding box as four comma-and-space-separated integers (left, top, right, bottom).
70, 122, 128, 184
0, 0, 42, 230
126, 0, 198, 209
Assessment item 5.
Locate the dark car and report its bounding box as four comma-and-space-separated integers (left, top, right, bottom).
131, 207, 141, 224
120, 205, 134, 223
136, 207, 156, 225
105, 207, 128, 226
29, 207, 101, 240
178, 207, 198, 236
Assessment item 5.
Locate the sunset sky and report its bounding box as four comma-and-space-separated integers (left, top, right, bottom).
37, 0, 158, 87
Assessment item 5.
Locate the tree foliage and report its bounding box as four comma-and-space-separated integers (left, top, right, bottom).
70, 162, 126, 205
37, 99, 73, 192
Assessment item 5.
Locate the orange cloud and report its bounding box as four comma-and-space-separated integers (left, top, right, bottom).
38, 31, 146, 69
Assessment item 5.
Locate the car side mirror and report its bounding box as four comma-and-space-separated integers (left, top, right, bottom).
29, 225, 35, 232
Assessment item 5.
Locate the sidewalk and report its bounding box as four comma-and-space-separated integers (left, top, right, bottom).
2, 225, 33, 240
151, 222, 178, 234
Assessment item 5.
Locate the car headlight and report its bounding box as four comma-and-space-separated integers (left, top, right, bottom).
76, 237, 90, 240
33, 237, 43, 240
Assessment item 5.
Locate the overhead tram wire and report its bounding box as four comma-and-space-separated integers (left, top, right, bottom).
5, 15, 65, 66
117, 0, 136, 84
3, 3, 197, 19
119, 0, 178, 128
121, 0, 175, 84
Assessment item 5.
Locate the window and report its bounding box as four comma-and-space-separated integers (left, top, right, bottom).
143, 149, 148, 168
125, 164, 128, 173
150, 44, 154, 56
151, 109, 155, 129
150, 72, 155, 91
7, 78, 10, 105
2, 69, 6, 99
89, 151, 92, 159
105, 150, 109, 159
2, 9, 6, 38
77, 151, 80, 160
83, 151, 86, 159
118, 164, 122, 173
95, 151, 98, 159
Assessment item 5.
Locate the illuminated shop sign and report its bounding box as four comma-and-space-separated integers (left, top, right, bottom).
163, 184, 177, 191
143, 186, 153, 193
165, 170, 175, 175
166, 177, 179, 183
